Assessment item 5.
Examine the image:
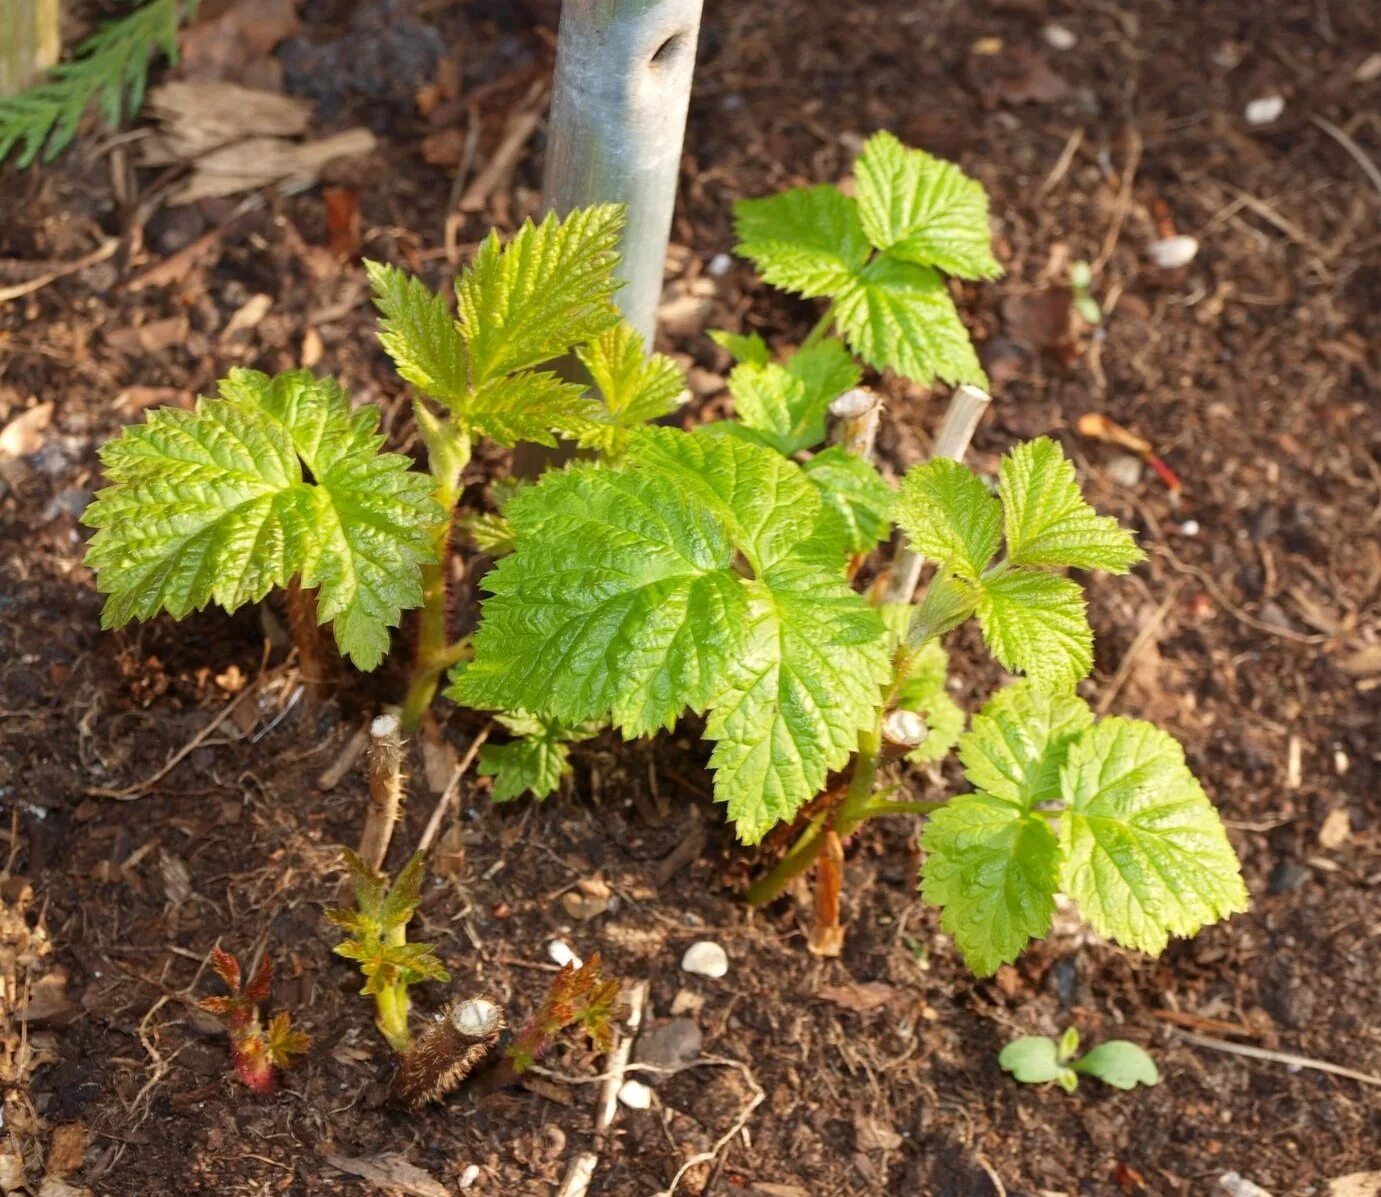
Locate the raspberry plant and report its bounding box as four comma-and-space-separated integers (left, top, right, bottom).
198, 947, 309, 1094
84, 132, 1247, 975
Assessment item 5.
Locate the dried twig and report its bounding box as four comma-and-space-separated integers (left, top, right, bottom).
597, 979, 648, 1132
416, 722, 493, 855
359, 713, 406, 870
1173, 1028, 1381, 1088
0, 238, 118, 304
828, 387, 881, 459
555, 1154, 598, 1197
656, 1056, 764, 1197
1095, 581, 1182, 715
1310, 114, 1381, 198
1091, 126, 1142, 275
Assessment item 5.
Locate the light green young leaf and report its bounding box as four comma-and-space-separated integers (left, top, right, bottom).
1072, 1041, 1159, 1089
894, 457, 1001, 580
892, 639, 965, 763
854, 130, 1002, 280
706, 561, 890, 843
908, 571, 980, 643
575, 322, 685, 453
84, 370, 439, 669
480, 723, 570, 802
998, 1037, 1066, 1085
975, 568, 1092, 689
450, 461, 750, 737
802, 446, 893, 555
365, 260, 468, 404
457, 205, 624, 386
959, 681, 1093, 807
463, 370, 598, 448
999, 438, 1144, 572
460, 510, 515, 555
921, 793, 1061, 975
1059, 718, 1248, 954
833, 254, 986, 386
709, 328, 772, 367
727, 342, 860, 457
734, 184, 871, 299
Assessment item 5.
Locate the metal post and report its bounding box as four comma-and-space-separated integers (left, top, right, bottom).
543, 0, 704, 343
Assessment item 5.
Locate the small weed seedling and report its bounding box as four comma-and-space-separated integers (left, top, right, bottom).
198, 947, 309, 1094
0, 0, 195, 168
1000, 1028, 1158, 1094
87, 131, 1247, 977
327, 851, 448, 1053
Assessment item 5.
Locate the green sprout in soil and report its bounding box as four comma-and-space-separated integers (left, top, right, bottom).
327, 850, 447, 1054
1000, 1027, 1159, 1094
198, 947, 309, 1095
85, 131, 1247, 980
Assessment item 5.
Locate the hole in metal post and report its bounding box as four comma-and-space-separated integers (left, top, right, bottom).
649, 32, 685, 67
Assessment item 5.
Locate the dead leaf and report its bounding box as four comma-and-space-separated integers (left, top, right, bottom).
105, 316, 190, 355
421, 127, 467, 168
37, 1180, 92, 1197
0, 401, 52, 459
324, 187, 362, 258
1329, 1174, 1381, 1197
972, 44, 1070, 107
1336, 643, 1381, 678
17, 970, 74, 1027
322, 1152, 449, 1197
1002, 288, 1074, 355
179, 0, 300, 90
44, 1124, 86, 1178
142, 82, 311, 163
853, 1111, 903, 1152
168, 129, 378, 205
221, 293, 274, 343
752, 1186, 809, 1197
818, 981, 898, 1013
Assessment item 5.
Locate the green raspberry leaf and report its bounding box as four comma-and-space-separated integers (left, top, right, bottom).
84, 369, 439, 670
833, 254, 986, 387
854, 130, 1002, 280
959, 681, 1093, 807
734, 184, 871, 299
480, 720, 572, 803
1059, 717, 1248, 954
909, 571, 981, 642
706, 562, 890, 843
894, 457, 1001, 580
975, 568, 1092, 689
575, 321, 686, 453
999, 438, 1144, 572
365, 260, 468, 404
921, 792, 1061, 975
463, 370, 598, 448
999, 1037, 1066, 1085
457, 205, 624, 386
1072, 1042, 1159, 1090
802, 445, 894, 555
728, 342, 862, 457
709, 328, 772, 367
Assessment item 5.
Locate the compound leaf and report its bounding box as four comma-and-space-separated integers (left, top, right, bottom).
959, 681, 1093, 807
457, 205, 623, 386
999, 438, 1144, 572
975, 568, 1092, 689
854, 130, 1002, 280
802, 445, 894, 555
575, 321, 685, 453
479, 712, 597, 802
894, 457, 1001, 580
709, 328, 771, 367
706, 562, 890, 843
365, 260, 468, 404
1058, 718, 1248, 954
734, 184, 871, 299
833, 254, 986, 387
921, 791, 1061, 975
463, 370, 597, 448
84, 369, 439, 669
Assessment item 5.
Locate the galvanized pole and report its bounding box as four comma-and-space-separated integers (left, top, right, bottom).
543, 0, 704, 343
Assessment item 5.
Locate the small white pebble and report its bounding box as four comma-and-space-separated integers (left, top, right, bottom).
1106, 453, 1144, 489
458, 1164, 481, 1189
1244, 95, 1285, 126
548, 939, 582, 969
680, 940, 728, 978
1148, 235, 1199, 269
617, 1079, 654, 1110
1333, 749, 1349, 776
707, 252, 734, 277
1043, 23, 1076, 50
1180, 519, 1201, 536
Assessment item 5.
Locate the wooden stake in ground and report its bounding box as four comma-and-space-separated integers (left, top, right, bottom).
359, 713, 405, 871
0, 0, 60, 98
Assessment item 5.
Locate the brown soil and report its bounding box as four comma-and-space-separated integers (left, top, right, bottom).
2, 1, 1378, 1195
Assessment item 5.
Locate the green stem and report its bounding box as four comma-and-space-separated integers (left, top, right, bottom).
848, 797, 946, 823
375, 923, 412, 1053
745, 808, 832, 906
799, 303, 835, 351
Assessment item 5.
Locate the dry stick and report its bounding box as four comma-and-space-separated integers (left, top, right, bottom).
0, 238, 118, 304
597, 978, 649, 1131
316, 719, 372, 791
883, 383, 993, 604
1095, 581, 1182, 716
656, 1056, 765, 1197
359, 712, 405, 871
828, 387, 881, 459
555, 1154, 599, 1197
416, 722, 492, 855
1173, 1028, 1381, 1088
1310, 113, 1381, 199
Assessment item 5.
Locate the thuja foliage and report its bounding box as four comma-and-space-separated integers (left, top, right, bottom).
0, 0, 196, 168
198, 947, 309, 1094
85, 131, 1247, 976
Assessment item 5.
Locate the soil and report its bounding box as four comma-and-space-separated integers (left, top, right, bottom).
2, 0, 1379, 1195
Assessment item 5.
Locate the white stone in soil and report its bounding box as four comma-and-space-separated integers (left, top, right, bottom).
548, 939, 582, 969
617, 1079, 654, 1110
680, 940, 729, 978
